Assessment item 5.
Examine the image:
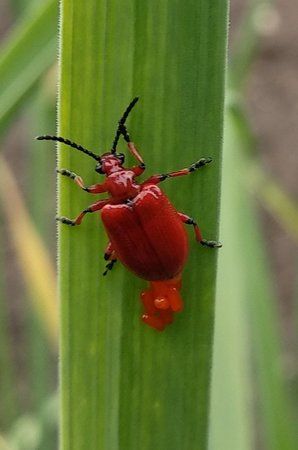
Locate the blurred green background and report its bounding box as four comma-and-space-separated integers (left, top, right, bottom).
0, 0, 297, 449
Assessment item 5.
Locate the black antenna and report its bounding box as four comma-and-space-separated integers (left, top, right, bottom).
111, 97, 139, 153
36, 135, 100, 161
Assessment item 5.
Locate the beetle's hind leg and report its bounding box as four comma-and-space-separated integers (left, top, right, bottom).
178, 212, 222, 248
103, 259, 117, 276
102, 242, 117, 276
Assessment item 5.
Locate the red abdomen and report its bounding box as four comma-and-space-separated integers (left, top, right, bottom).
101, 185, 188, 280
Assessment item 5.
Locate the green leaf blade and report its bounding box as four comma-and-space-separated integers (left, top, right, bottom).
58, 1, 228, 449
0, 0, 57, 134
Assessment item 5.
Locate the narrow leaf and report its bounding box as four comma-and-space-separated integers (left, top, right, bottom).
0, 156, 58, 349
58, 1, 228, 449
0, 0, 57, 135
210, 99, 297, 450
209, 107, 253, 450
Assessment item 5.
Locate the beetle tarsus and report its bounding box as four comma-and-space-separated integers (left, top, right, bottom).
200, 239, 222, 248
196, 156, 212, 166
103, 259, 117, 276
57, 168, 76, 179
178, 212, 221, 248
189, 157, 212, 172
56, 216, 76, 226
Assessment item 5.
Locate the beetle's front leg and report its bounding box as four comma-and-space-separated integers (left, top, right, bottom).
57, 168, 107, 193
57, 199, 111, 226
178, 212, 222, 248
142, 158, 212, 186
102, 242, 117, 276
119, 124, 145, 168
120, 127, 146, 176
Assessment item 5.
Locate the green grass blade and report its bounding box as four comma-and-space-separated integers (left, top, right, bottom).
25, 77, 57, 440
245, 162, 298, 243
7, 393, 58, 450
244, 198, 297, 450
58, 1, 228, 449
231, 102, 298, 450
0, 434, 13, 450
0, 0, 57, 135
0, 247, 20, 429
0, 156, 58, 349
210, 98, 297, 449
209, 106, 253, 450
229, 0, 274, 91
0, 3, 57, 431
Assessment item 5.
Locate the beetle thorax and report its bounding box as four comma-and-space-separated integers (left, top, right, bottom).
106, 170, 141, 200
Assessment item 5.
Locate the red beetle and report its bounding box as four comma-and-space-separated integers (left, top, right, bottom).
37, 98, 221, 331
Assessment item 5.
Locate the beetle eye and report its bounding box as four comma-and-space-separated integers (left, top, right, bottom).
95, 163, 104, 174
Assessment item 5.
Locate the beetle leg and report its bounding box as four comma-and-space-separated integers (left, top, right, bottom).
131, 163, 146, 177
57, 169, 107, 193
141, 174, 168, 185
119, 124, 146, 176
178, 212, 222, 248
142, 157, 212, 186
103, 242, 117, 276
119, 123, 145, 166
103, 258, 117, 276
104, 241, 114, 260
57, 199, 111, 226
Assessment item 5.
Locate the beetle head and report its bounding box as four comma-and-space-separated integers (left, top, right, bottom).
95, 152, 125, 175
